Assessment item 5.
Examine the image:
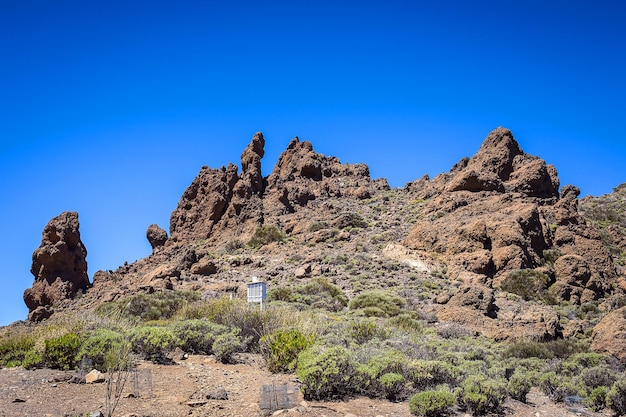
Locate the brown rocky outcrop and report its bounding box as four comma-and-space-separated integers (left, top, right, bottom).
591, 306, 626, 361
264, 137, 380, 212
146, 224, 168, 251
32, 129, 621, 348
168, 133, 267, 244
23, 212, 89, 321
404, 127, 617, 304
169, 133, 382, 245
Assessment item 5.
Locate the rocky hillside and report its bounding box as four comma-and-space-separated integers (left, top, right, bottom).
22, 128, 626, 356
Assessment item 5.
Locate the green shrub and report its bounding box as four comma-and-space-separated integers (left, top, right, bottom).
0, 333, 38, 368
409, 387, 456, 417
333, 212, 368, 229
21, 350, 44, 369
537, 372, 583, 402
585, 386, 608, 411
563, 352, 605, 372
44, 333, 82, 370
296, 345, 356, 400
170, 319, 229, 354
308, 221, 329, 232
297, 278, 348, 312
267, 286, 293, 302
504, 339, 589, 360
577, 365, 616, 392
248, 225, 285, 248
349, 319, 388, 344
349, 290, 406, 317
607, 378, 626, 415
458, 375, 506, 416
272, 278, 349, 312
408, 360, 460, 390
213, 328, 245, 364
77, 328, 127, 369
507, 371, 532, 402
379, 372, 407, 401
389, 313, 422, 333
261, 328, 314, 373
500, 269, 553, 303
131, 326, 176, 362
124, 291, 200, 321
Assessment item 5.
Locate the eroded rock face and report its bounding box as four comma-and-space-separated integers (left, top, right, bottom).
23, 212, 89, 321
404, 127, 616, 304
592, 307, 626, 361
168, 133, 383, 245
264, 137, 379, 212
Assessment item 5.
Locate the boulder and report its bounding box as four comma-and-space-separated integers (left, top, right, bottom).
190, 259, 218, 276
146, 224, 168, 251
85, 369, 105, 384
206, 387, 228, 400
591, 307, 626, 361
23, 212, 89, 321
447, 285, 496, 317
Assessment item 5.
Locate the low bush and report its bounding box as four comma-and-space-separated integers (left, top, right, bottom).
458, 375, 507, 416
44, 333, 82, 370
170, 319, 229, 354
577, 365, 616, 392
77, 328, 127, 369
389, 313, 422, 333
409, 387, 456, 417
585, 386, 608, 411
408, 360, 460, 390
349, 290, 406, 317
500, 269, 553, 303
269, 279, 348, 313
296, 345, 356, 400
261, 328, 314, 373
21, 349, 44, 369
248, 225, 285, 248
267, 286, 293, 302
333, 212, 368, 229
213, 328, 246, 364
349, 319, 388, 344
356, 350, 408, 398
537, 372, 582, 402
504, 339, 589, 360
193, 298, 265, 350
297, 278, 348, 312
607, 378, 626, 415
379, 372, 407, 401
0, 333, 38, 368
126, 291, 200, 321
131, 326, 176, 362
507, 371, 532, 402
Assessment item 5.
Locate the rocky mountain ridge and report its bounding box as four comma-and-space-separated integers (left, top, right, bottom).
22, 127, 626, 358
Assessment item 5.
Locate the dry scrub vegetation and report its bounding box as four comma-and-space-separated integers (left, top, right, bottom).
3, 281, 626, 416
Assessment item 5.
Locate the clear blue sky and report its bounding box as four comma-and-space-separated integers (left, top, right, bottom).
1, 1, 625, 325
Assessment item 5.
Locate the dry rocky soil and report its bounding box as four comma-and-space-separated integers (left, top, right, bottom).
0, 354, 613, 417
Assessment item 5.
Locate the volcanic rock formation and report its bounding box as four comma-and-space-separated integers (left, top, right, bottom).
404, 128, 616, 300
168, 133, 383, 246
23, 212, 89, 321
31, 129, 624, 350
402, 128, 618, 339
